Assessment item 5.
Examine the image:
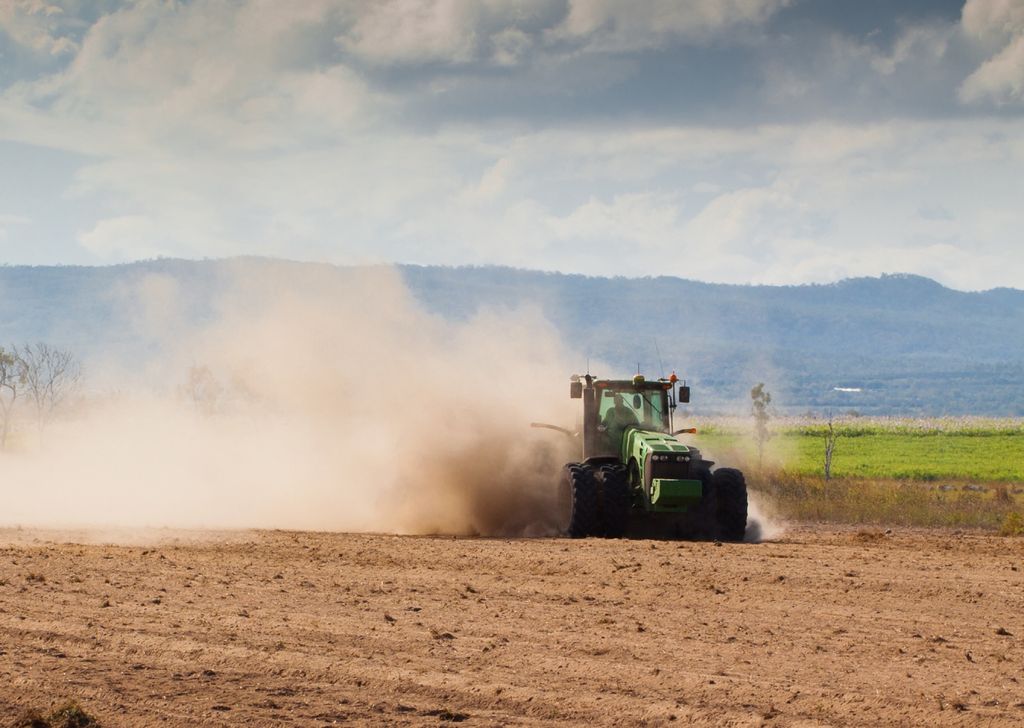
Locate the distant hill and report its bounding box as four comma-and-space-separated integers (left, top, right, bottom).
1, 259, 1022, 416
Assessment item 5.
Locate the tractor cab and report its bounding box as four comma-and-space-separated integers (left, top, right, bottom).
571, 373, 688, 460
596, 380, 670, 431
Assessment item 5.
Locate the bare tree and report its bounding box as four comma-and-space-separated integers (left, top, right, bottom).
823, 410, 839, 483
183, 364, 223, 414
750, 382, 773, 470
19, 343, 82, 430
0, 346, 25, 448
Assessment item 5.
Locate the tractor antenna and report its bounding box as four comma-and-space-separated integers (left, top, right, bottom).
586, 357, 590, 377
655, 339, 665, 380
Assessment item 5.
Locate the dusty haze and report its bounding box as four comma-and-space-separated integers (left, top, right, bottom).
0, 264, 579, 536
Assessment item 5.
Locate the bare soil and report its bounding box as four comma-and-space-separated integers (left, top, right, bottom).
1, 527, 1022, 726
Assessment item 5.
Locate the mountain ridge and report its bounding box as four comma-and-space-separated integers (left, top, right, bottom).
4, 257, 1020, 295
1, 258, 1021, 415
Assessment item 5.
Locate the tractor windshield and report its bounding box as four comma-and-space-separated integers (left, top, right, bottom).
597, 386, 669, 432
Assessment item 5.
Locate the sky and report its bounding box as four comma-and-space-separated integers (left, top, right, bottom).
0, 0, 1022, 290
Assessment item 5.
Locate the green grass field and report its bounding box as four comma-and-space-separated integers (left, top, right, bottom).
692, 419, 1024, 482
686, 418, 1024, 532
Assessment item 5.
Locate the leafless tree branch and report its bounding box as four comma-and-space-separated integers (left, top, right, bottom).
18, 342, 83, 431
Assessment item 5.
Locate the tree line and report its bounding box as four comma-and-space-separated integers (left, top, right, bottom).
0, 343, 81, 448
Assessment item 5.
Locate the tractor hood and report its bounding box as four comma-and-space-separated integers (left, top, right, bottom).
621, 428, 690, 464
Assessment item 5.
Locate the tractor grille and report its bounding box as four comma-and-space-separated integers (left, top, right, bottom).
650, 460, 696, 481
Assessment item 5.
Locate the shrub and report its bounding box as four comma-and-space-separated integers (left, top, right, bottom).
1000, 511, 1024, 537
12, 701, 100, 728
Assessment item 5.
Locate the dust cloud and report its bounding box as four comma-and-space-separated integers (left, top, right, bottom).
682, 430, 786, 542
744, 492, 786, 543
0, 263, 578, 537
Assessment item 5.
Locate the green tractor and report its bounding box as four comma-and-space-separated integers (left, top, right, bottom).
536, 373, 747, 541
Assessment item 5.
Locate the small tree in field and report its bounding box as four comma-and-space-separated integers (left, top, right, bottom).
183, 364, 223, 414
823, 410, 839, 482
0, 346, 25, 448
19, 342, 82, 430
750, 383, 772, 470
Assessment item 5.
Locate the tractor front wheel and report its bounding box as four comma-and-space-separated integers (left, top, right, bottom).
559, 464, 599, 538
595, 464, 630, 538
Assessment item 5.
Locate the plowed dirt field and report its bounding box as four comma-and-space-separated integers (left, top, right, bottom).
1, 527, 1022, 726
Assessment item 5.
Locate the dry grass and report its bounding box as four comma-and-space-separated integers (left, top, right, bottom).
1001, 511, 1024, 536
751, 473, 1023, 532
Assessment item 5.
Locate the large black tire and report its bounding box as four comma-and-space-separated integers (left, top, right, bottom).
559, 464, 599, 538
710, 467, 748, 542
595, 464, 631, 538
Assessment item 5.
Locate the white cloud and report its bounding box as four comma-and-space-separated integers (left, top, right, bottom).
550, 192, 682, 248
463, 157, 513, 202
78, 215, 163, 260
491, 26, 533, 66
870, 23, 953, 76
0, 0, 79, 56
466, 120, 1024, 288
0, 1, 1022, 292
961, 0, 1024, 44
960, 33, 1024, 103
959, 0, 1024, 104
553, 0, 791, 52
337, 0, 482, 65
0, 212, 30, 239
311, 115, 1021, 290
683, 183, 802, 253
333, 0, 790, 67
1, 0, 377, 155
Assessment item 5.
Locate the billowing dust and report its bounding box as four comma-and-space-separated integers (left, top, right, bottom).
0, 264, 578, 537
744, 493, 785, 543
682, 433, 786, 543
1, 263, 787, 541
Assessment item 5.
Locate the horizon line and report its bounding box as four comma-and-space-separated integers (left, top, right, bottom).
1, 255, 1020, 295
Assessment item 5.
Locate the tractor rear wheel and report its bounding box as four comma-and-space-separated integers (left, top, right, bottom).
559, 464, 599, 538
710, 467, 748, 542
595, 464, 630, 538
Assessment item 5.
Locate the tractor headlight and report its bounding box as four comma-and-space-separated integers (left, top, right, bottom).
676, 455, 690, 462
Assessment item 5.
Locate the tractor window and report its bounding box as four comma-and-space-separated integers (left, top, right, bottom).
598, 390, 638, 423
598, 388, 668, 429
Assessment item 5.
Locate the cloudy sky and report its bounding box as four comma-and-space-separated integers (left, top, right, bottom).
0, 0, 1022, 289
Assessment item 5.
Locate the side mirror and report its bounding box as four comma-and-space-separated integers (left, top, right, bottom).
677, 385, 690, 404
632, 394, 642, 408
570, 381, 583, 399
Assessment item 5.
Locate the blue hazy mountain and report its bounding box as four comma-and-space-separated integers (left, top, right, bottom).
2, 258, 1022, 415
